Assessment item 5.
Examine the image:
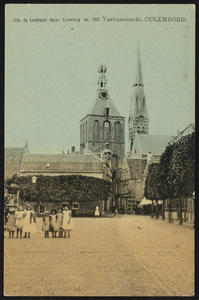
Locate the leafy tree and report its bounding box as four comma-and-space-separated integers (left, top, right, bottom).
6, 175, 112, 204
169, 133, 195, 224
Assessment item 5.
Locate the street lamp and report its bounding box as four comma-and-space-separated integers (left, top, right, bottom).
31, 176, 37, 184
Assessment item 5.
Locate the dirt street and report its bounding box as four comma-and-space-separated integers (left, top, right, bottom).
4, 215, 194, 296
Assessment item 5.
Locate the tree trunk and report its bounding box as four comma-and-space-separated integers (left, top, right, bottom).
156, 200, 159, 219
151, 201, 154, 218
162, 199, 165, 220
179, 197, 183, 225
183, 197, 186, 222
169, 198, 172, 223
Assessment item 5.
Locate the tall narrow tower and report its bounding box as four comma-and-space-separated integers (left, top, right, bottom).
128, 44, 149, 151
79, 64, 125, 163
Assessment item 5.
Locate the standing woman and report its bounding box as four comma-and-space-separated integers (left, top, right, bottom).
62, 205, 74, 238
23, 204, 37, 238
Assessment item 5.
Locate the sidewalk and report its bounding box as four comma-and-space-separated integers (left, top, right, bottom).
149, 215, 194, 228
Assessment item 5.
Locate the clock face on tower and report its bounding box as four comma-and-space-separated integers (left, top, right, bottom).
99, 90, 109, 100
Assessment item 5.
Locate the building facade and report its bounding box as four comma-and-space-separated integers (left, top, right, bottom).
79, 64, 125, 164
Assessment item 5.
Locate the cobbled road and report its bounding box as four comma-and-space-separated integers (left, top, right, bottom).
4, 215, 194, 296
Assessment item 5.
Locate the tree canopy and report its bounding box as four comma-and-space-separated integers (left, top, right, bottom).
6, 175, 112, 203
144, 132, 195, 200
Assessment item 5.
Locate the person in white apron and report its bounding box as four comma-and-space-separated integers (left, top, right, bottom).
23, 204, 37, 238
95, 206, 100, 217
15, 205, 26, 238
62, 206, 74, 238
49, 209, 59, 238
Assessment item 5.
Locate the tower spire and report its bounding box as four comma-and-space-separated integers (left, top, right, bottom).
134, 42, 144, 87
128, 42, 149, 152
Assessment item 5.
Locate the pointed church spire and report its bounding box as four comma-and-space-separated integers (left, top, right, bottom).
128, 42, 149, 152
134, 42, 144, 87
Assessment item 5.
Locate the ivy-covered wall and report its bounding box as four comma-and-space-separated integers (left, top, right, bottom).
6, 175, 112, 204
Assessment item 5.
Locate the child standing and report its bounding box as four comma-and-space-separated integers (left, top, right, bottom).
57, 207, 63, 238
42, 211, 51, 238
6, 207, 16, 238
49, 209, 58, 238
23, 204, 37, 238
62, 206, 74, 238
15, 206, 25, 238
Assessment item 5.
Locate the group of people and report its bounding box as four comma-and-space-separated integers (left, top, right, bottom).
5, 204, 37, 238
4, 204, 74, 239
42, 206, 74, 238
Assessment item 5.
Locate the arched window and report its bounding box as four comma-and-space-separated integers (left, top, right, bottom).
103, 121, 111, 141
93, 120, 99, 140
138, 116, 144, 125
114, 121, 121, 141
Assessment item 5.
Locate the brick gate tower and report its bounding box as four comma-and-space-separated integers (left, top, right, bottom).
128, 44, 149, 151
80, 64, 125, 163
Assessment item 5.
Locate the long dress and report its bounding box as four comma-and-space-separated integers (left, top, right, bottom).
95, 206, 100, 216
57, 212, 63, 230
62, 210, 74, 231
49, 214, 59, 232
23, 210, 37, 233
6, 213, 16, 232
15, 211, 26, 230
42, 216, 50, 231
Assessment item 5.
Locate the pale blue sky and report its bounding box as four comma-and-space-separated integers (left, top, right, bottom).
5, 4, 195, 154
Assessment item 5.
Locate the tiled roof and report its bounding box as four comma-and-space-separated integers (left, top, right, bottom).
20, 153, 104, 173
126, 157, 147, 180
136, 134, 173, 156
87, 95, 121, 117
5, 148, 25, 179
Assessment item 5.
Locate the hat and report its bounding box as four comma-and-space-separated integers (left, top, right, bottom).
9, 207, 15, 212
26, 204, 31, 208
57, 206, 63, 211
45, 211, 50, 215
51, 209, 57, 214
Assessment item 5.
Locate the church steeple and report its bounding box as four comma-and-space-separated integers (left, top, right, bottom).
97, 64, 108, 90
128, 43, 149, 151
79, 64, 125, 164
134, 43, 144, 87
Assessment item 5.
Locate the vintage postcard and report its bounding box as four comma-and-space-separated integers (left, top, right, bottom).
4, 4, 195, 297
